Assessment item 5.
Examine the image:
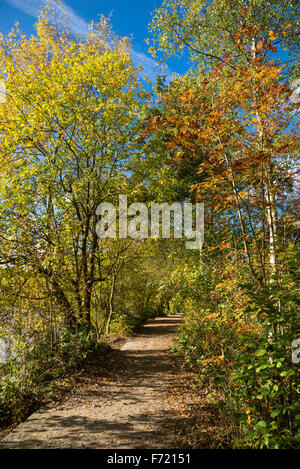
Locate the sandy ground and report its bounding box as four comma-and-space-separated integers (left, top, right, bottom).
0, 314, 184, 449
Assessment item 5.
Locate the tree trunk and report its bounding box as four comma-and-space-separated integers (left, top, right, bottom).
105, 271, 116, 335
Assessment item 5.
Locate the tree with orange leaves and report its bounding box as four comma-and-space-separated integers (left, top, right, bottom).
146, 1, 300, 447
147, 29, 299, 287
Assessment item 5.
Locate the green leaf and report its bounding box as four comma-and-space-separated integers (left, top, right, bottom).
254, 420, 267, 433
255, 348, 266, 357
270, 409, 281, 418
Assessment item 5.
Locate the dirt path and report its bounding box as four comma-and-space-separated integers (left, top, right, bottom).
0, 314, 184, 449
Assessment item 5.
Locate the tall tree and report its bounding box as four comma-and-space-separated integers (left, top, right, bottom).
0, 9, 146, 329
149, 0, 300, 76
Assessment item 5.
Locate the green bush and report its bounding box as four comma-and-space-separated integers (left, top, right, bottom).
172, 247, 300, 448
0, 327, 99, 425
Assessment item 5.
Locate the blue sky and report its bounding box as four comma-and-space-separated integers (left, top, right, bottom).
0, 0, 185, 81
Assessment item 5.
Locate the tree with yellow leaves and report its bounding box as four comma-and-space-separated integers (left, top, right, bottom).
0, 7, 147, 331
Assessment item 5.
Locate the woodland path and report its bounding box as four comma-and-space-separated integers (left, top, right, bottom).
0, 314, 185, 449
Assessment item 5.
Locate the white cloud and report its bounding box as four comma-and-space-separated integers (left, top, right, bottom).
5, 0, 170, 82
6, 0, 89, 34
130, 49, 166, 81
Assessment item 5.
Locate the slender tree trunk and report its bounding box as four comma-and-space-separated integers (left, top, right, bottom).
105, 271, 116, 335
251, 37, 278, 281
263, 161, 277, 278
